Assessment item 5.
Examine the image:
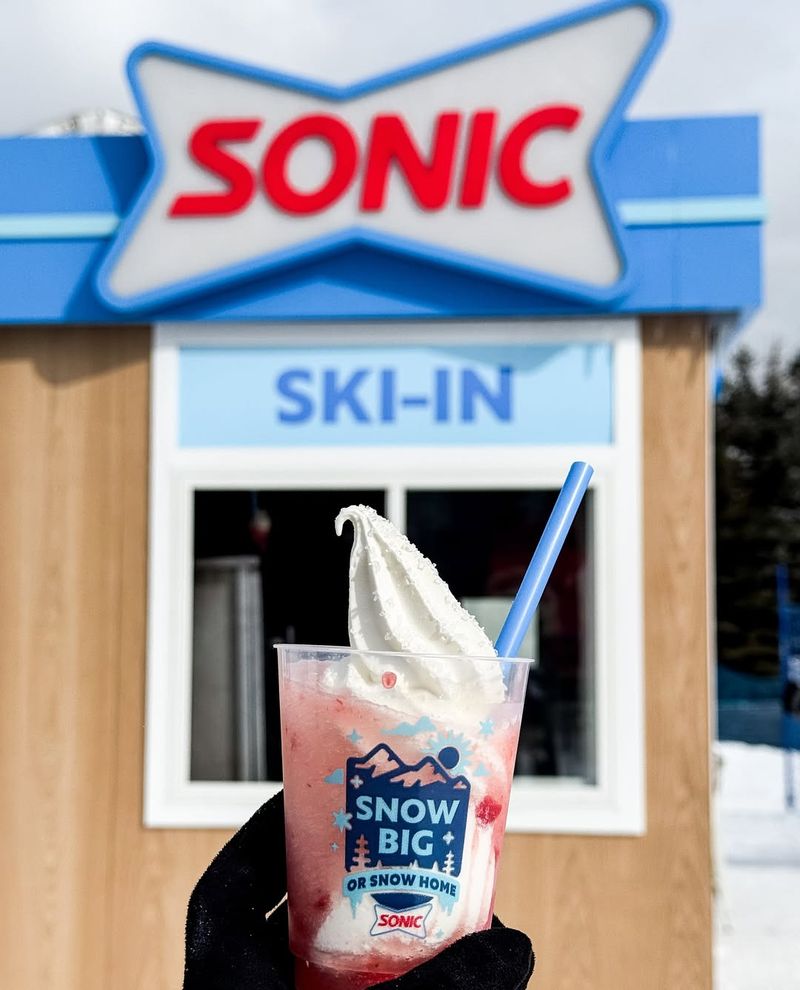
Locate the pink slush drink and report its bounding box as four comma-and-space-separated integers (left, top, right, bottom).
277, 644, 530, 990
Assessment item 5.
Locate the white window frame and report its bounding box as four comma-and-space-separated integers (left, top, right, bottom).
145, 319, 644, 835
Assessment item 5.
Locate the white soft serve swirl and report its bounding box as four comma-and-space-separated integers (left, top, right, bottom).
329, 504, 505, 714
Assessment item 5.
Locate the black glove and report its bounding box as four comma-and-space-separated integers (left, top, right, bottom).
183, 791, 534, 990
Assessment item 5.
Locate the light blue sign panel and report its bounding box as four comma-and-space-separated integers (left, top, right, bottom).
178, 343, 613, 447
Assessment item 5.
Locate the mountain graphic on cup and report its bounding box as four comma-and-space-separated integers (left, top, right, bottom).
344, 742, 471, 892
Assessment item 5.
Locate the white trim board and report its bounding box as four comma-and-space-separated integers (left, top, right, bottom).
144, 319, 645, 835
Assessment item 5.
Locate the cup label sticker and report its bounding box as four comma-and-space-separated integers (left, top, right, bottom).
338, 742, 471, 938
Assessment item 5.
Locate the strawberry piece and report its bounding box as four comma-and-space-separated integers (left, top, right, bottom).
475, 795, 503, 826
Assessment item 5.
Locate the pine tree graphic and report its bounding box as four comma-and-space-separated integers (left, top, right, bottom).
443, 850, 455, 875
351, 834, 371, 870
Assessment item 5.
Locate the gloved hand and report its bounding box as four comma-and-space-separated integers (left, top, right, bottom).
183, 791, 535, 990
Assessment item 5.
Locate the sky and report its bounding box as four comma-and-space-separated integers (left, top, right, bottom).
0, 0, 796, 357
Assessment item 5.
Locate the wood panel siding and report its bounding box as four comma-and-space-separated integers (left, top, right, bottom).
497, 315, 713, 989
0, 318, 712, 990
0, 327, 227, 990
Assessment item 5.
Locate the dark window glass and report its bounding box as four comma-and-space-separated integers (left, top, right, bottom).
190, 489, 386, 782
188, 487, 595, 786
406, 490, 594, 783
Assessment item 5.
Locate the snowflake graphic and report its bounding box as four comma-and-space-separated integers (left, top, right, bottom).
424, 730, 473, 776
349, 774, 364, 789
443, 831, 455, 845
332, 808, 353, 832
479, 719, 495, 737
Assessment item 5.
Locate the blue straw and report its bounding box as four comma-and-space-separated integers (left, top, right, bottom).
495, 461, 594, 658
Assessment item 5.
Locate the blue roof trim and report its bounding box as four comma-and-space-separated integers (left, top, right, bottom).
0, 136, 148, 215
618, 196, 765, 226
93, 0, 668, 312
0, 196, 766, 240
0, 119, 762, 320
0, 212, 120, 239
606, 115, 760, 199
0, 221, 761, 323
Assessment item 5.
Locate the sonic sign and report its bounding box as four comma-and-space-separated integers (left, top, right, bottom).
96, 1, 667, 312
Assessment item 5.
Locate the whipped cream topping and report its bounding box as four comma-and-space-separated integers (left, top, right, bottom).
336, 504, 496, 656
332, 505, 504, 712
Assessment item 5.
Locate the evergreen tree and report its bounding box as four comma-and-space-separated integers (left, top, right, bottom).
716, 346, 800, 674
351, 834, 371, 870
443, 850, 455, 875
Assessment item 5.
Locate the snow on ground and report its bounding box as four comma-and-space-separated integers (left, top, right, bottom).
714, 742, 800, 990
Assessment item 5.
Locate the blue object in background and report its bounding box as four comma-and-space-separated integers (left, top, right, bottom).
776, 565, 800, 809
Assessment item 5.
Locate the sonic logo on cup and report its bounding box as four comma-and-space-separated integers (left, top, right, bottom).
370, 903, 433, 940
341, 743, 470, 937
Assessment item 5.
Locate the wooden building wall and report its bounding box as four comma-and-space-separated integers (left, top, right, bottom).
0, 318, 712, 990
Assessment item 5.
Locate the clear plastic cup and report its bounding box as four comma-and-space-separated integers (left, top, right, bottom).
276, 644, 531, 990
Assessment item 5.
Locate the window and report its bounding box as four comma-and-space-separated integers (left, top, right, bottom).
146, 321, 643, 833
407, 489, 595, 784
190, 488, 385, 783
187, 486, 593, 788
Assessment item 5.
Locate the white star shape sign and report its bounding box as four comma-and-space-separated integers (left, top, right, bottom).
96, 1, 665, 313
